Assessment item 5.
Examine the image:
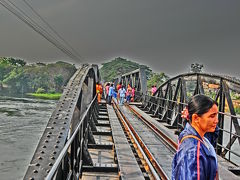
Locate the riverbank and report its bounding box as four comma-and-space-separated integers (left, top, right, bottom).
27, 93, 62, 100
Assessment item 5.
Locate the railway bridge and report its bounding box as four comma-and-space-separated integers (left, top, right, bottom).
24, 64, 240, 180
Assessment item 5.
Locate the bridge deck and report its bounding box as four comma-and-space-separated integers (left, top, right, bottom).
107, 104, 145, 180
118, 105, 174, 178
81, 102, 119, 180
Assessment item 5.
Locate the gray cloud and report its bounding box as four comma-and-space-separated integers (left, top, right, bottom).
0, 0, 240, 77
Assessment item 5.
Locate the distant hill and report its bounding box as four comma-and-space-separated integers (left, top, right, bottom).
99, 57, 169, 89
99, 57, 152, 82
0, 57, 77, 95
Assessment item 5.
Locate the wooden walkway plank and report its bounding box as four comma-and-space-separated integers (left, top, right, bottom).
107, 104, 145, 180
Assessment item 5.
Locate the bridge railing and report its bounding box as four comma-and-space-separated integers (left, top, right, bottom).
142, 73, 240, 167
45, 95, 98, 180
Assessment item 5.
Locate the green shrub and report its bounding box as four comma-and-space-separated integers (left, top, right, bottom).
36, 87, 45, 94
49, 88, 56, 94
235, 106, 240, 115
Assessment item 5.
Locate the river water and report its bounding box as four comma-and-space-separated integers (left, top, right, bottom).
0, 96, 239, 179
0, 96, 57, 180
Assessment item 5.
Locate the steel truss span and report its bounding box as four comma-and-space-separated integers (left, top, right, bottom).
24, 64, 99, 180
143, 72, 240, 166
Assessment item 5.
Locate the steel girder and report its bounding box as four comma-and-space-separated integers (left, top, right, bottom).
143, 73, 240, 164
24, 64, 99, 180
116, 67, 147, 101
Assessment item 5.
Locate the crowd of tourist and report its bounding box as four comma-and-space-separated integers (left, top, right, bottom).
96, 80, 220, 179
96, 82, 135, 105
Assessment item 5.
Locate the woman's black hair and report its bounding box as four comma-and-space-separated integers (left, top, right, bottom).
188, 94, 218, 122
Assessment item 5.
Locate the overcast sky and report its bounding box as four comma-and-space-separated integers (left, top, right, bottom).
0, 0, 240, 77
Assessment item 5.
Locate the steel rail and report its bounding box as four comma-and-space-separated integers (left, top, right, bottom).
112, 101, 162, 180
45, 95, 97, 180
127, 104, 178, 153
112, 99, 168, 180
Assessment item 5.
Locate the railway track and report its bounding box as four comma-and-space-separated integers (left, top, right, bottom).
112, 99, 176, 180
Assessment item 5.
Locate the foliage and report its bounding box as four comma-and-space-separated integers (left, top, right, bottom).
54, 74, 64, 92
147, 72, 169, 88
190, 63, 203, 73
0, 57, 77, 95
49, 88, 56, 94
100, 57, 152, 82
0, 57, 26, 67
235, 106, 240, 115
36, 87, 45, 94
27, 93, 62, 100
230, 91, 240, 100
0, 58, 15, 82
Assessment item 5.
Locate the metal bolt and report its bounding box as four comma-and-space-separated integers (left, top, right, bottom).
38, 156, 42, 160
41, 151, 44, 154
55, 145, 58, 148
33, 170, 38, 173
53, 151, 57, 154
49, 163, 53, 166
36, 163, 40, 166
51, 156, 55, 160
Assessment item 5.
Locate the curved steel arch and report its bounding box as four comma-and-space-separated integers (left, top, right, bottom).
144, 72, 240, 164
24, 64, 100, 179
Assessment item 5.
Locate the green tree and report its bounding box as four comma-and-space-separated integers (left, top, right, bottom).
100, 57, 152, 82
0, 58, 15, 81
54, 74, 64, 92
147, 72, 169, 89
